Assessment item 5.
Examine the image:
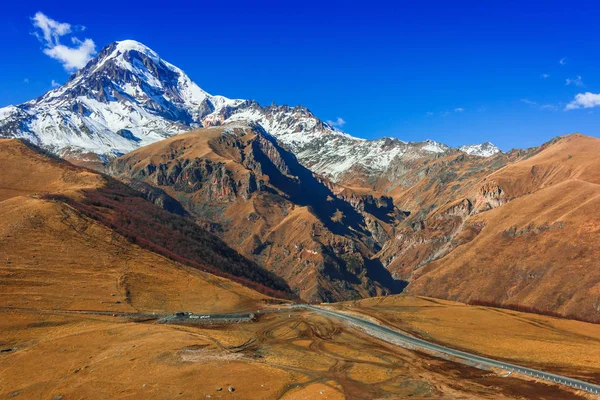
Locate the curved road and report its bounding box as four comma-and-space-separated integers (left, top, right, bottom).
299, 305, 600, 396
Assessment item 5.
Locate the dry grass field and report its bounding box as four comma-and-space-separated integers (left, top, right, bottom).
1, 308, 590, 399
333, 295, 600, 384
0, 196, 268, 314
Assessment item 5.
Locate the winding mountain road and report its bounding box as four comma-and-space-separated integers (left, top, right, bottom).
299, 305, 600, 396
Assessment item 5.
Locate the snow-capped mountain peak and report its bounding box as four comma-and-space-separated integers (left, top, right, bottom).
0, 40, 245, 157
458, 142, 501, 157
0, 39, 502, 179
421, 139, 450, 153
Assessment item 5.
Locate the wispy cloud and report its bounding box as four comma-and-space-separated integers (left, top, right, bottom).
23, 78, 29, 84
326, 117, 346, 128
540, 73, 550, 79
51, 79, 60, 88
428, 108, 465, 117
521, 98, 558, 111
559, 57, 567, 65
565, 92, 600, 110
565, 76, 584, 87
520, 98, 537, 106
31, 12, 96, 71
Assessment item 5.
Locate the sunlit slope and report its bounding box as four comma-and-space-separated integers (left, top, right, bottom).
0, 139, 286, 313
0, 196, 267, 313
110, 126, 403, 302
335, 295, 600, 384
0, 139, 103, 201
407, 134, 600, 322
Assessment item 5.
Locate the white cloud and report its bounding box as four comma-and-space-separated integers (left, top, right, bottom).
425, 111, 434, 116
540, 73, 550, 79
31, 12, 71, 46
565, 76, 584, 87
326, 117, 346, 128
23, 78, 29, 84
43, 38, 96, 71
565, 92, 600, 110
559, 57, 567, 65
51, 79, 60, 88
454, 107, 464, 112
31, 12, 96, 71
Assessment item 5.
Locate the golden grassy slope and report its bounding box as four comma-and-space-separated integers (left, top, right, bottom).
0, 139, 104, 201
334, 295, 600, 384
487, 133, 600, 198
406, 134, 600, 322
0, 196, 266, 313
0, 309, 587, 399
0, 139, 272, 313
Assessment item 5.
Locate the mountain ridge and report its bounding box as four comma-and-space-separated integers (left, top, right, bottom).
0, 39, 500, 179
108, 123, 406, 301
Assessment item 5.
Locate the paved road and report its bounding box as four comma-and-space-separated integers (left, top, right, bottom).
299, 305, 600, 396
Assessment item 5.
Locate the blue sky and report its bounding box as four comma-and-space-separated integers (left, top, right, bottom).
1, 0, 599, 150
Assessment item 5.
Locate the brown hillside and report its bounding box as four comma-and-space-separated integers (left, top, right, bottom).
406, 134, 600, 322
0, 139, 291, 303
109, 125, 405, 302
375, 150, 527, 279
0, 139, 103, 201
0, 196, 265, 313
486, 133, 600, 198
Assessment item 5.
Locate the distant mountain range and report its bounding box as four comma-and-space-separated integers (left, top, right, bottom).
0, 40, 499, 179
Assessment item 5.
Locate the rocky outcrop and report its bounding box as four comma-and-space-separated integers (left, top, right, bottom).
108, 125, 405, 302
110, 155, 261, 204
474, 182, 506, 212
437, 199, 473, 219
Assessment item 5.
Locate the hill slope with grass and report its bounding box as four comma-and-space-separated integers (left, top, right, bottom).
405, 134, 600, 322
0, 139, 291, 311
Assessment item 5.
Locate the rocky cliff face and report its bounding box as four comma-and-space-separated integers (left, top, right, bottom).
109, 124, 405, 302
371, 149, 533, 283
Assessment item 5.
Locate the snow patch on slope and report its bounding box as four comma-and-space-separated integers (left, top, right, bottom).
459, 142, 500, 157
421, 139, 449, 153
